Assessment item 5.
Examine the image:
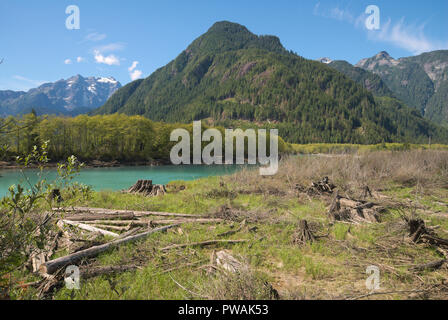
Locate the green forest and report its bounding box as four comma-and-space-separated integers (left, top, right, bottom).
0, 113, 290, 163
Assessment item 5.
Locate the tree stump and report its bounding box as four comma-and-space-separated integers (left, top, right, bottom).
127, 180, 166, 197
308, 177, 336, 195
292, 219, 315, 245
50, 189, 63, 203
328, 193, 381, 223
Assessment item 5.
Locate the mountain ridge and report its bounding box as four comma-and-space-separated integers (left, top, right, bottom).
93, 21, 448, 144
0, 75, 121, 116
355, 50, 448, 123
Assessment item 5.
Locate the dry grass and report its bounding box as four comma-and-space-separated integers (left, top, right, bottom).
225, 150, 448, 198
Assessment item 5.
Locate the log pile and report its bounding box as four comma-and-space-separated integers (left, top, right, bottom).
127, 180, 166, 196
28, 206, 264, 299
32, 207, 224, 277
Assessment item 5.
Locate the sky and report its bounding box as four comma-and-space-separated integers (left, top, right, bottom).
1, 0, 447, 91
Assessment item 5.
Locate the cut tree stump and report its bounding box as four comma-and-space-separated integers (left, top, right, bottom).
308, 177, 336, 195
127, 180, 166, 196
328, 193, 382, 223
292, 220, 315, 245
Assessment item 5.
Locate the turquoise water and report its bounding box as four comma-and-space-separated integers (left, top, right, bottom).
0, 165, 246, 198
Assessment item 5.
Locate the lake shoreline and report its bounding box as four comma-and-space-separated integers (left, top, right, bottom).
0, 159, 170, 170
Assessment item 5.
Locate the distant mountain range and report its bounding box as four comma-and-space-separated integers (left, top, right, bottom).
93, 21, 448, 144
327, 51, 448, 124
0, 75, 121, 116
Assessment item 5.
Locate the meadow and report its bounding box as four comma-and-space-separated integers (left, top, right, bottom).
6, 149, 448, 300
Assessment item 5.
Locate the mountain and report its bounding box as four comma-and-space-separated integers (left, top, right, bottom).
93, 21, 448, 144
0, 75, 121, 116
328, 60, 394, 97
356, 50, 448, 124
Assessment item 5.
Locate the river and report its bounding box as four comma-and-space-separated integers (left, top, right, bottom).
0, 165, 247, 198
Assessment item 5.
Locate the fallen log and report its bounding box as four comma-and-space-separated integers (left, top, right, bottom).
64, 212, 136, 221
62, 220, 120, 238
409, 259, 446, 272
160, 240, 248, 251
40, 224, 179, 274
54, 207, 203, 218
90, 224, 130, 232
83, 218, 224, 226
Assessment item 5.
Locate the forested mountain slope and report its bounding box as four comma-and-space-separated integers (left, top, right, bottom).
93, 21, 448, 144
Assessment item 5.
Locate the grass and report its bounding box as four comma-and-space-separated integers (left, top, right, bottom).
10, 149, 448, 300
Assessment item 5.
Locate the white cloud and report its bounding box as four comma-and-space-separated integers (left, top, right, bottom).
94, 50, 120, 66
76, 56, 85, 63
368, 18, 448, 55
128, 61, 143, 80
128, 61, 138, 72
314, 3, 448, 55
64, 59, 72, 65
95, 43, 125, 53
130, 69, 143, 81
85, 32, 107, 42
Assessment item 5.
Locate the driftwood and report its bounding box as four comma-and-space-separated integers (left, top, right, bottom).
160, 239, 248, 251
127, 180, 166, 196
62, 220, 120, 238
292, 220, 315, 245
40, 224, 179, 274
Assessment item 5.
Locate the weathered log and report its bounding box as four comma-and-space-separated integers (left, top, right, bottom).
90, 224, 130, 232
62, 220, 120, 238
214, 250, 249, 273
83, 218, 223, 226
40, 224, 179, 274
64, 212, 136, 221
160, 240, 248, 251
53, 207, 202, 218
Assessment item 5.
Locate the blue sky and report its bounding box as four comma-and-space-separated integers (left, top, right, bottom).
1, 0, 447, 91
